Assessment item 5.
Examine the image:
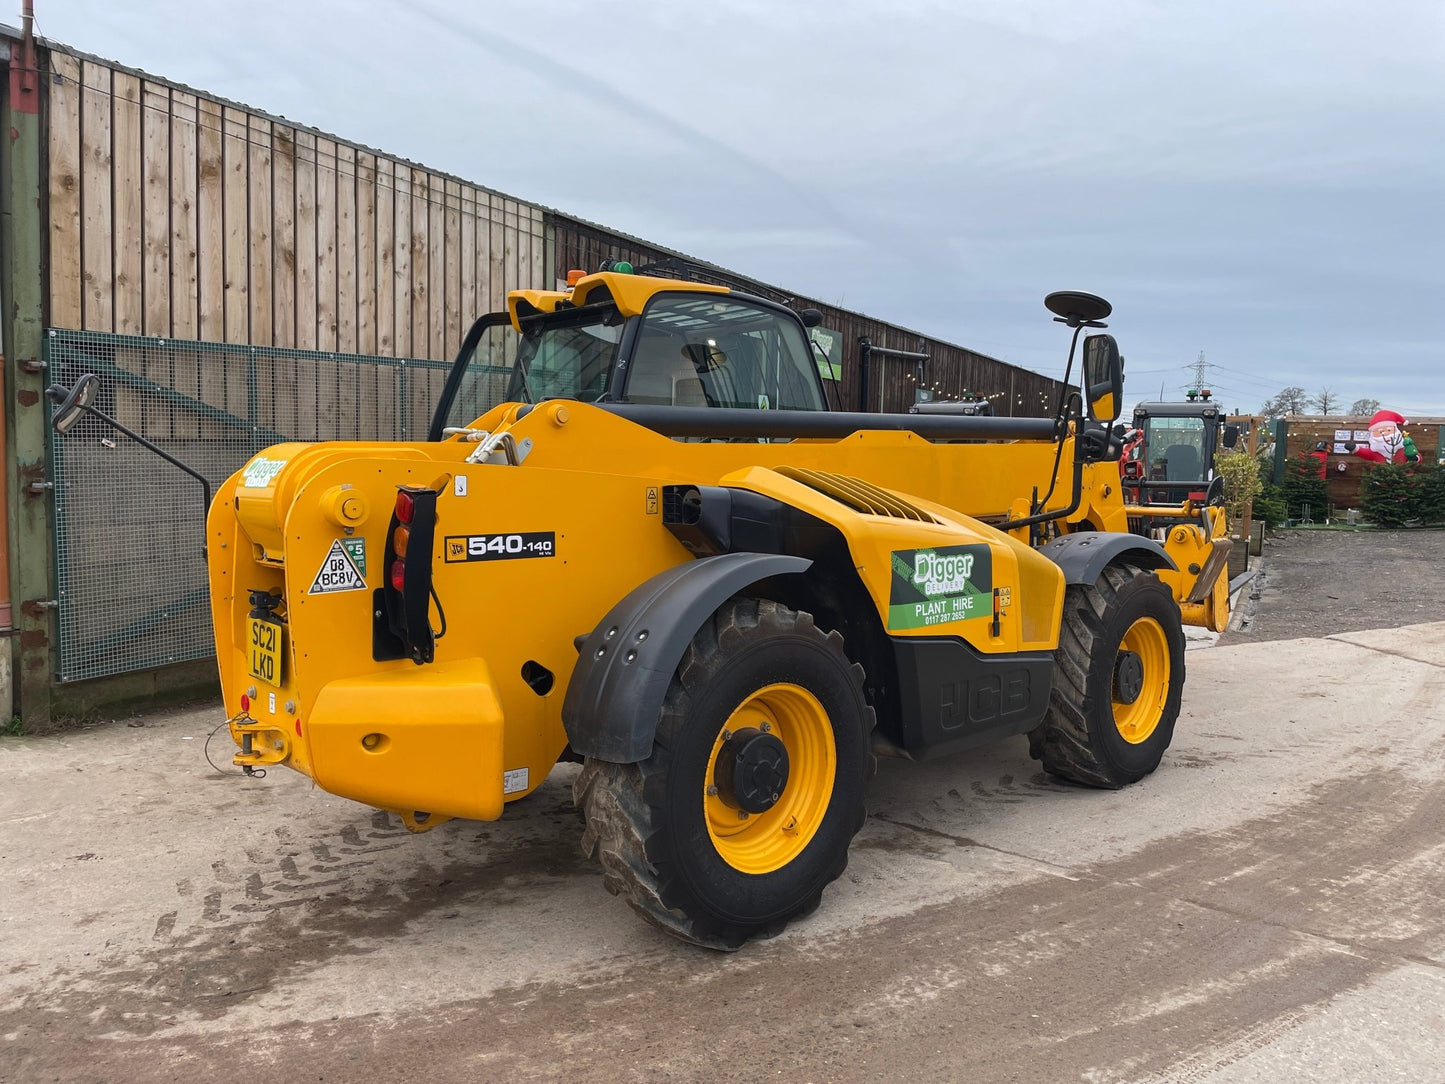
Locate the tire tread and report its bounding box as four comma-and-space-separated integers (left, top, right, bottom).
1033, 561, 1183, 788
575, 599, 875, 950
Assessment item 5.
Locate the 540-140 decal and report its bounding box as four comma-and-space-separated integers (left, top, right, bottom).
444, 532, 556, 563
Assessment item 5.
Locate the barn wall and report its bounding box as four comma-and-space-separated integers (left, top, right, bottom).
45, 48, 548, 359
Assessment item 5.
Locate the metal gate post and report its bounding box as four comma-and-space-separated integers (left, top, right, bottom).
2, 33, 54, 727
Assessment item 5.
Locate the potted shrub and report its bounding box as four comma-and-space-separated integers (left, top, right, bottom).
1215, 448, 1262, 578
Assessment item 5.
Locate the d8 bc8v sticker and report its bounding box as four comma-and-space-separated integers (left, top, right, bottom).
444, 532, 556, 563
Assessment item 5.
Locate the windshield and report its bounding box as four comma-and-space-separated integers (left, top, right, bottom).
505, 305, 625, 403
625, 295, 826, 411
1145, 416, 1208, 481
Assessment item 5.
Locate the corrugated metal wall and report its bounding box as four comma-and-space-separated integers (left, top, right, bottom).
550, 217, 1063, 417
45, 48, 548, 357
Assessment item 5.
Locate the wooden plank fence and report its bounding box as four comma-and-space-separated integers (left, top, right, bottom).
45, 47, 549, 364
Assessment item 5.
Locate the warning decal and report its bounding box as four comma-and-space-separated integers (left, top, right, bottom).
308, 539, 368, 595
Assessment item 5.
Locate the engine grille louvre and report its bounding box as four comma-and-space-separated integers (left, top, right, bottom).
775, 466, 940, 523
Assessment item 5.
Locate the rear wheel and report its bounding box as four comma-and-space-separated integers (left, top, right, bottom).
1032, 561, 1184, 787
575, 598, 874, 950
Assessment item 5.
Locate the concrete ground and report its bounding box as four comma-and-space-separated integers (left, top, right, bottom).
1222, 528, 1445, 644
3, 606, 1444, 1079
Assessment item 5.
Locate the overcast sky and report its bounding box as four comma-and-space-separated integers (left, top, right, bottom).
37, 0, 1445, 417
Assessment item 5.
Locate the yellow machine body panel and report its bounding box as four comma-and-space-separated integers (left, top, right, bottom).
207, 399, 1150, 822
718, 464, 1065, 653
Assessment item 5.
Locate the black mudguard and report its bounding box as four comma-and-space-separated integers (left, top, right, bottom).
1040, 531, 1175, 585
562, 552, 812, 763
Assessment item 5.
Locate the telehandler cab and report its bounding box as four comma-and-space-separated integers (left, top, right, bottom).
48, 270, 1231, 949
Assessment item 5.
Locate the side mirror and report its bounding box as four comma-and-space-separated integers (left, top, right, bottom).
45, 373, 101, 435
799, 308, 824, 328
1081, 334, 1123, 423
1222, 423, 1240, 449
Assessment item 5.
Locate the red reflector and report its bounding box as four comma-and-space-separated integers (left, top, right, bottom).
240, 693, 250, 712
390, 559, 406, 591
395, 490, 415, 524
295, 720, 302, 736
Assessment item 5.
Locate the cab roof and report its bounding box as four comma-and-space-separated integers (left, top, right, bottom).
1133, 401, 1222, 418
507, 271, 730, 331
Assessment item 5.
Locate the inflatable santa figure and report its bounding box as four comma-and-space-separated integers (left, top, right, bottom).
1351, 409, 1420, 464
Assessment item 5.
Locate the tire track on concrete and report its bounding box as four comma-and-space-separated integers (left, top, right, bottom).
5, 759, 1441, 1083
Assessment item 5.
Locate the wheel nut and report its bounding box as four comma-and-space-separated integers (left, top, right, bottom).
706, 784, 718, 796
759, 721, 772, 733
737, 810, 749, 821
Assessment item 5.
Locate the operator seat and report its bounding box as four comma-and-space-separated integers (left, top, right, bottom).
627, 333, 708, 406
1163, 443, 1202, 481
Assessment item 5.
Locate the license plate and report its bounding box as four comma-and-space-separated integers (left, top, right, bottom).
247, 617, 283, 687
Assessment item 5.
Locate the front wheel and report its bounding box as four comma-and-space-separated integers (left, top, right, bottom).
575, 598, 874, 950
1032, 561, 1185, 788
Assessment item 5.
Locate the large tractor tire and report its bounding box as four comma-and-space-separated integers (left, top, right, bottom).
575, 598, 874, 950
1031, 561, 1184, 788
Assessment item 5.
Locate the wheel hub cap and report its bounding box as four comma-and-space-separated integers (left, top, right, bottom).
713, 728, 790, 814
1114, 650, 1144, 705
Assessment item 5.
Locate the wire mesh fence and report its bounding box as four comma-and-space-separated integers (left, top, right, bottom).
45, 329, 505, 683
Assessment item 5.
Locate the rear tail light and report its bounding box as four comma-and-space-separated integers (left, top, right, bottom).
376, 485, 443, 665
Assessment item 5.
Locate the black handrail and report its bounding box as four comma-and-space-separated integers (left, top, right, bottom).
594, 404, 1059, 441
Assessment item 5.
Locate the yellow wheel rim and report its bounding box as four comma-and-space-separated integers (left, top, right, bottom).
704, 683, 837, 875
1112, 616, 1170, 744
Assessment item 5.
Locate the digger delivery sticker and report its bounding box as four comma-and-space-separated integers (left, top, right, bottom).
888, 544, 992, 630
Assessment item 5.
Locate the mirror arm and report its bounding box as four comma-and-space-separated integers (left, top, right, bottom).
999, 445, 1086, 533
1057, 323, 1085, 418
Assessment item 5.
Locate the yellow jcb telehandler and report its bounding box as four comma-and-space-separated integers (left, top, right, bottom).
47, 270, 1230, 948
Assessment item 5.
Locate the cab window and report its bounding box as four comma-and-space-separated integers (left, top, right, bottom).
625, 295, 825, 411
505, 305, 625, 404
1146, 416, 1208, 481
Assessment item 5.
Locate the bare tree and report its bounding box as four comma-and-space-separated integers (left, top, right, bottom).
1260, 386, 1309, 416
1314, 388, 1340, 414
1349, 397, 1381, 416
